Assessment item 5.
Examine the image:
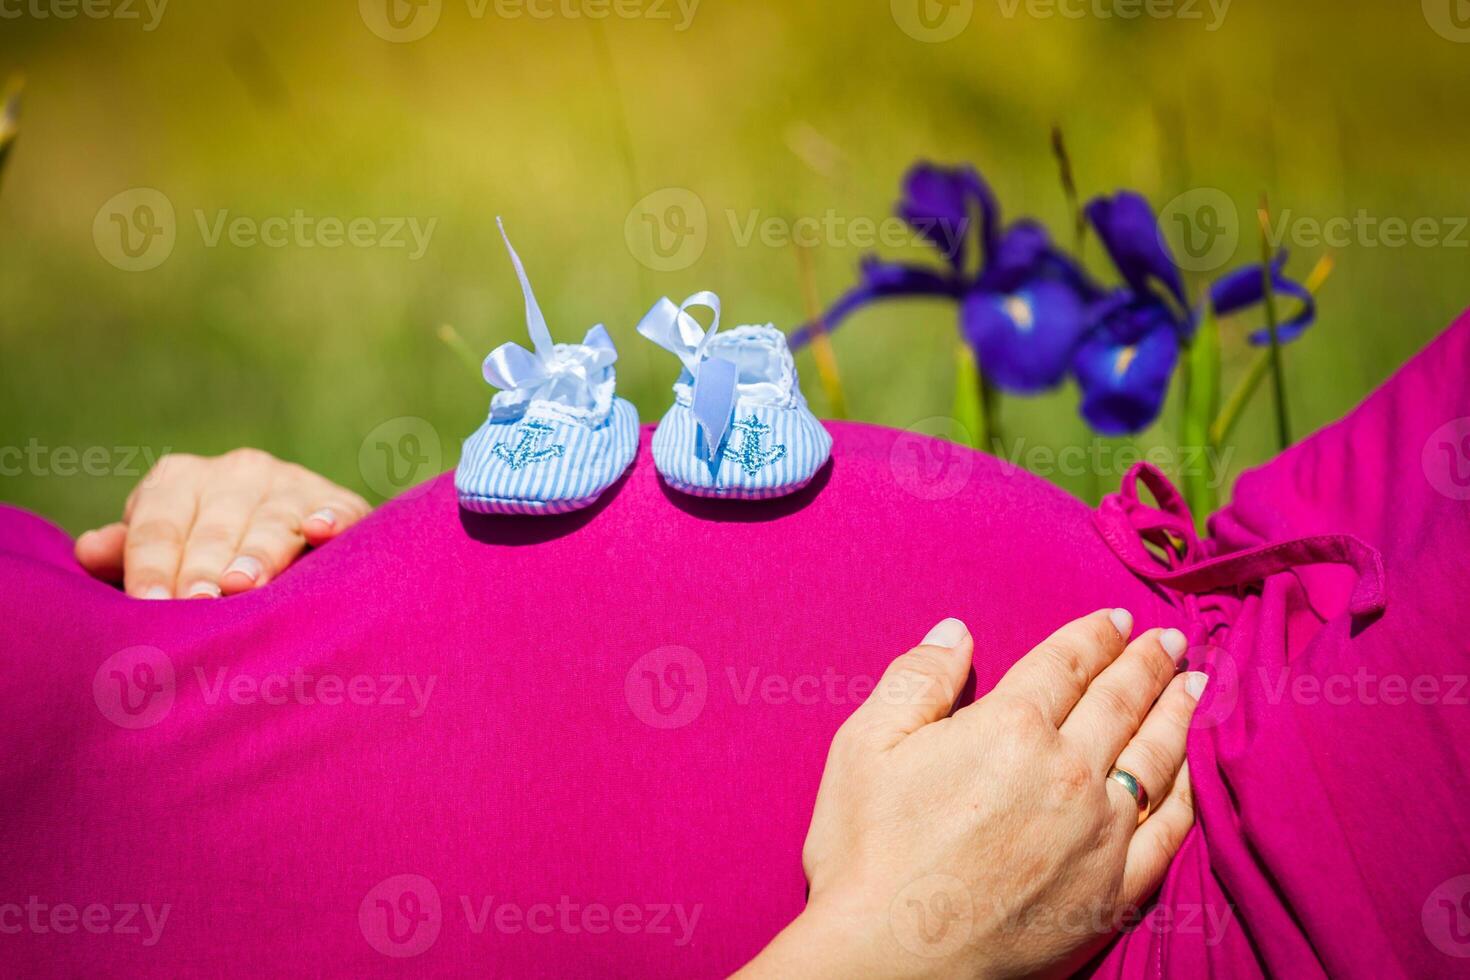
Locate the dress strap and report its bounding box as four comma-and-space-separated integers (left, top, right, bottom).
1093, 463, 1387, 619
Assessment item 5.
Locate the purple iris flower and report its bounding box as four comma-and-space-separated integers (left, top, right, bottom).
1071, 289, 1186, 436
791, 162, 1096, 394
1071, 192, 1194, 435
1073, 191, 1316, 435
1209, 250, 1317, 345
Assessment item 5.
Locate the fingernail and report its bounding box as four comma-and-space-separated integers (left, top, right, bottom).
1185, 671, 1210, 700
1160, 628, 1189, 663
142, 585, 171, 600
223, 555, 262, 583
186, 580, 222, 599
304, 508, 337, 529
1108, 608, 1133, 639
921, 618, 970, 649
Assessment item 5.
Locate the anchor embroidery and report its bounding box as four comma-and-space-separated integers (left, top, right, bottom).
494, 420, 567, 470
723, 415, 787, 475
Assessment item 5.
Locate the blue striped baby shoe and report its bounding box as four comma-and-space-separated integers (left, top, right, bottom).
455, 220, 639, 516
638, 292, 832, 500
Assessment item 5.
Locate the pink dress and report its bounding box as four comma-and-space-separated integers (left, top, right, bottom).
1, 314, 1467, 978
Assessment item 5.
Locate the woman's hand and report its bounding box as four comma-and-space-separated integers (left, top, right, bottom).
74, 448, 371, 599
741, 610, 1206, 979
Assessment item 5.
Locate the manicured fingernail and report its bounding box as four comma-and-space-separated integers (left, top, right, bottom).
223, 555, 262, 583
921, 617, 969, 649
305, 508, 336, 529
186, 580, 222, 599
142, 585, 171, 600
1108, 608, 1133, 639
1160, 628, 1189, 663
1185, 672, 1210, 699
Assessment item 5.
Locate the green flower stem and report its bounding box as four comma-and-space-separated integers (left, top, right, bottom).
1180, 304, 1221, 528
1260, 279, 1292, 450
794, 241, 848, 420
953, 344, 996, 452
1050, 125, 1087, 255
1213, 250, 1333, 447
979, 361, 1000, 453
1210, 348, 1270, 447
0, 75, 23, 191
1258, 197, 1292, 450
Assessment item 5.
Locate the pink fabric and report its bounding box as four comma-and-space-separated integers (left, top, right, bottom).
2, 314, 1468, 977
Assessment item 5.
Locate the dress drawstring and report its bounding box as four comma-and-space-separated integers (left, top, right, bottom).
1093, 463, 1387, 624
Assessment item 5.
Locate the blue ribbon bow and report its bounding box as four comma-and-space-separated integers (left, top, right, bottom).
637, 291, 738, 463
482, 218, 617, 415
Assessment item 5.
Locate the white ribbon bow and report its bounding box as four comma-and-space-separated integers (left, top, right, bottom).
637, 291, 739, 463
482, 218, 617, 417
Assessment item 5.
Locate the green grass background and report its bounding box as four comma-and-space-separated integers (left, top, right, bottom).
2, 0, 1468, 532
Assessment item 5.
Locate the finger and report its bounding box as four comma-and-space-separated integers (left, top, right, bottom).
219, 498, 311, 595
175, 488, 266, 599
1104, 671, 1199, 827
300, 493, 371, 547
1123, 751, 1200, 905
75, 522, 128, 582
123, 453, 199, 524
1063, 627, 1189, 768
989, 608, 1133, 725
845, 618, 973, 747
123, 479, 203, 600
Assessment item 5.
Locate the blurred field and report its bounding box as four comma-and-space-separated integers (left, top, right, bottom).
2, 0, 1468, 531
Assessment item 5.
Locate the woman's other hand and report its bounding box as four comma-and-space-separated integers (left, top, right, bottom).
74, 448, 371, 599
741, 610, 1206, 979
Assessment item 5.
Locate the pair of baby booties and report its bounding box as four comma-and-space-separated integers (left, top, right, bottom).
454, 221, 833, 515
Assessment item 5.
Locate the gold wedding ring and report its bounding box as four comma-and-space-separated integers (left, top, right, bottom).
1108, 768, 1149, 824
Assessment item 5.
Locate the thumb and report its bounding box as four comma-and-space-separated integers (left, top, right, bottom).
853, 618, 973, 746
75, 522, 128, 582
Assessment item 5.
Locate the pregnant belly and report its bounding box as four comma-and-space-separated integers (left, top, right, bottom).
0, 422, 1181, 978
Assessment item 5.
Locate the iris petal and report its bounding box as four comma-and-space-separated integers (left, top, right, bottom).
1249, 277, 1316, 344
1085, 191, 1187, 310
962, 281, 1088, 394
1072, 297, 1181, 434
978, 221, 1051, 293
898, 162, 999, 272
1208, 251, 1318, 345
1208, 254, 1276, 312
788, 256, 961, 350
